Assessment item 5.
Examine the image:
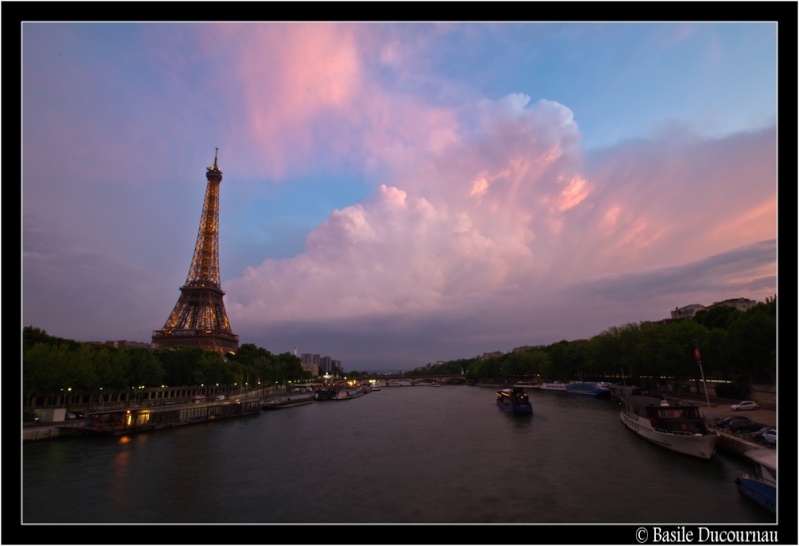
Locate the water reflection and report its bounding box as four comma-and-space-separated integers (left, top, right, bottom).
23, 386, 775, 524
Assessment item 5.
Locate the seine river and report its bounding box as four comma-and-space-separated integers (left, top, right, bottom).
20, 384, 779, 542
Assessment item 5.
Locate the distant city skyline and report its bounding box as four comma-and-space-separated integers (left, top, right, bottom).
22, 21, 779, 371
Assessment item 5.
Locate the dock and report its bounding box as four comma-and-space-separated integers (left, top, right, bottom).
260, 392, 315, 409
23, 397, 261, 441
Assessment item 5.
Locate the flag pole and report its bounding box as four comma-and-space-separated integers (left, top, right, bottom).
694, 342, 710, 407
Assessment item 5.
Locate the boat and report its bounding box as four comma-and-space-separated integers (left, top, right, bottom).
289, 383, 318, 393
72, 398, 261, 436
619, 395, 718, 459
314, 387, 337, 400
513, 381, 538, 389
539, 381, 568, 392
261, 392, 315, 410
432, 382, 441, 388
496, 386, 533, 414
565, 381, 611, 397
331, 387, 366, 400
735, 449, 776, 513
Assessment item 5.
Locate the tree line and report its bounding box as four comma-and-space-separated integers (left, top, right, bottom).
412, 297, 776, 399
22, 328, 310, 399
22, 296, 776, 402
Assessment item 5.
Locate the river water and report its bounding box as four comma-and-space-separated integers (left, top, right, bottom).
21, 384, 778, 535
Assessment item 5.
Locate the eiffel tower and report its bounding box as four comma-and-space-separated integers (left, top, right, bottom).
152, 149, 239, 356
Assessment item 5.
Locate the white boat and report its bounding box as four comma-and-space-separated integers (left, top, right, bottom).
513, 381, 538, 389
539, 381, 568, 392
619, 395, 718, 459
735, 449, 776, 513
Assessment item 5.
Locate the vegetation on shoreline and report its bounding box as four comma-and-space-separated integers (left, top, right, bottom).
412, 297, 776, 399
22, 330, 310, 403
22, 297, 775, 402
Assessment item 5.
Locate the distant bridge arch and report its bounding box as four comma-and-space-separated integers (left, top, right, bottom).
407, 375, 467, 385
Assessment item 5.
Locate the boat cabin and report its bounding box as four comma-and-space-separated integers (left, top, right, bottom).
621, 396, 711, 435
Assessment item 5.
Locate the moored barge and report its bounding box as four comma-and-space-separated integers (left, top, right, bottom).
77, 398, 261, 436
261, 392, 315, 409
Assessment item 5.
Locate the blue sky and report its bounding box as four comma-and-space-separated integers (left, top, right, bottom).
21, 21, 779, 371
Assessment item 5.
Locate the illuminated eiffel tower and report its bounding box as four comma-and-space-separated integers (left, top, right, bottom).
152, 149, 239, 356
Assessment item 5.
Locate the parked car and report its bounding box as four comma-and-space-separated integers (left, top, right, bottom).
761, 428, 776, 445
716, 415, 753, 428
726, 418, 767, 432
750, 426, 770, 440
730, 400, 759, 411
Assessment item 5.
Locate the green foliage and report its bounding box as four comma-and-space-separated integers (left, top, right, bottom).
22, 296, 776, 398
724, 307, 776, 383
500, 350, 550, 380
440, 301, 775, 386
23, 326, 81, 352
694, 306, 741, 330
156, 346, 207, 386
23, 341, 73, 392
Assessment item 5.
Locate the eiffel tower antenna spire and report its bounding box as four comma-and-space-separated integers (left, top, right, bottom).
152, 150, 239, 356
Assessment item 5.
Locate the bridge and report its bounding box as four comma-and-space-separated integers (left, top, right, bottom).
378, 375, 468, 385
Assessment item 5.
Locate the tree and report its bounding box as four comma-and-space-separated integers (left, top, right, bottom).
194, 350, 232, 386
156, 346, 208, 386
23, 342, 69, 394
92, 347, 137, 390
693, 305, 741, 330
725, 308, 776, 384
127, 348, 166, 387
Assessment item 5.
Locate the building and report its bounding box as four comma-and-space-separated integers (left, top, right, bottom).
478, 351, 504, 360
670, 298, 760, 320
151, 150, 239, 356
670, 304, 705, 319
707, 298, 759, 312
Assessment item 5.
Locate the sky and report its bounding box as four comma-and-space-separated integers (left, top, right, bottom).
21, 21, 780, 372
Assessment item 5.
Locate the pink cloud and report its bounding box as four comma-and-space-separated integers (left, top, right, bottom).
160, 24, 462, 184
226, 94, 775, 332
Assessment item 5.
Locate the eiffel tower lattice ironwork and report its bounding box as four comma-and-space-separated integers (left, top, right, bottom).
152, 149, 239, 356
